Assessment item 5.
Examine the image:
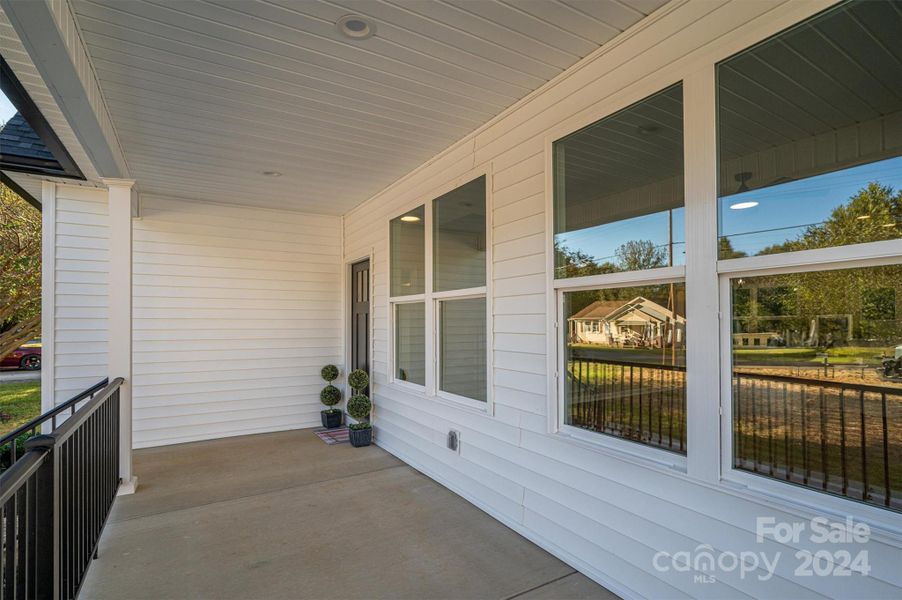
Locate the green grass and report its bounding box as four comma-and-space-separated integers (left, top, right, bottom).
734, 346, 893, 365
0, 381, 41, 437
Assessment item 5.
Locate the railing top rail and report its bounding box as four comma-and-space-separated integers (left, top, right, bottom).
569, 355, 686, 372
0, 447, 47, 505
733, 369, 902, 395
0, 377, 109, 447
49, 377, 123, 445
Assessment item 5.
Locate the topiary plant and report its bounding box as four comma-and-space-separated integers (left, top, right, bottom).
321, 364, 339, 382
320, 384, 341, 411
347, 369, 369, 393
346, 394, 372, 430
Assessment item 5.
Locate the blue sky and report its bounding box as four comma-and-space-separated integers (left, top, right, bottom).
0, 90, 17, 124
556, 155, 902, 264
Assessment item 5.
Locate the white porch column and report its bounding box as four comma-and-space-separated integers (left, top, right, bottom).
103, 178, 138, 495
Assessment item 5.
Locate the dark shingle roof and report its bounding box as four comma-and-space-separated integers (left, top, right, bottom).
0, 113, 56, 162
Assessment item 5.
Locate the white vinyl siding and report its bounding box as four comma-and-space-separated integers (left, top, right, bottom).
343, 1, 902, 598
130, 195, 342, 447
51, 185, 110, 403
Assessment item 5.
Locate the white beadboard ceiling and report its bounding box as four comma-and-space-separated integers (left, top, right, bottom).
68, 0, 667, 213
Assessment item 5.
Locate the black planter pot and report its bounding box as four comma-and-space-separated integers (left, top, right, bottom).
349, 426, 372, 447
321, 410, 342, 429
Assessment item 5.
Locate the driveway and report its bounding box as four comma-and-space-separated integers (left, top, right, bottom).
0, 370, 40, 384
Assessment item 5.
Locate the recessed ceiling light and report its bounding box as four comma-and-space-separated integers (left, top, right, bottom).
729, 201, 759, 210
262, 171, 282, 177
400, 215, 420, 223
337, 14, 375, 39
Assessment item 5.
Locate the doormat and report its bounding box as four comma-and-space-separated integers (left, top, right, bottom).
314, 426, 349, 445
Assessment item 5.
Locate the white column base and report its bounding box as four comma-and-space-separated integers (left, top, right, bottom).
117, 476, 138, 496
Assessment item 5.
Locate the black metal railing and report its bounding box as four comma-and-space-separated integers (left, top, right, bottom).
567, 357, 687, 454
0, 378, 122, 600
733, 371, 901, 511
1, 379, 109, 470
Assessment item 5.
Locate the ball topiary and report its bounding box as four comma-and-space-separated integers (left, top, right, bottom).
347, 393, 371, 422
320, 384, 341, 409
347, 369, 369, 392
320, 364, 339, 382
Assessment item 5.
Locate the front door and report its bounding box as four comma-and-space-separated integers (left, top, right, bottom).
350, 259, 370, 380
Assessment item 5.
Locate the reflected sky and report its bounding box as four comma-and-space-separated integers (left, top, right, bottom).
719, 156, 902, 256
556, 208, 685, 268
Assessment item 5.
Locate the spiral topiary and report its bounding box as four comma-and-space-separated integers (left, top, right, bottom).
320, 364, 339, 382
347, 394, 371, 424
320, 384, 341, 409
347, 369, 369, 393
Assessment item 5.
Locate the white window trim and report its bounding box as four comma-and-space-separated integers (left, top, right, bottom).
387, 166, 494, 413
717, 253, 902, 537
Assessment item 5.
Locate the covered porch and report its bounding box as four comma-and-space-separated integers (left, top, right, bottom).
81, 430, 612, 600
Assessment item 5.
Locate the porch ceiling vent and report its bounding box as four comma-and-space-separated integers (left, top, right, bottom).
337, 14, 376, 40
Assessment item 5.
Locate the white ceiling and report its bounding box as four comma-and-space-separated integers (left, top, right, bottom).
68, 0, 667, 214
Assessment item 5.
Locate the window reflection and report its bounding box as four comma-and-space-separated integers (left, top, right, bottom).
730, 265, 902, 510
564, 283, 687, 454
554, 84, 684, 278
717, 0, 902, 258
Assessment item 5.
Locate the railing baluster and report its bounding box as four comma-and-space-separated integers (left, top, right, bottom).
881, 392, 891, 508
839, 389, 847, 496
801, 386, 809, 486
784, 383, 791, 481
859, 390, 868, 502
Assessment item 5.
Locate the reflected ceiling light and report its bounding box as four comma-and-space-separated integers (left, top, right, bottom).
730, 201, 759, 210
882, 222, 896, 228
337, 14, 375, 39
262, 171, 282, 177
400, 215, 420, 222
856, 214, 871, 220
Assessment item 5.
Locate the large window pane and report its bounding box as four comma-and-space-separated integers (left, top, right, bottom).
717, 1, 902, 259
730, 265, 902, 510
390, 206, 425, 296
439, 297, 487, 402
395, 302, 425, 386
553, 84, 684, 278
434, 176, 486, 292
564, 283, 686, 453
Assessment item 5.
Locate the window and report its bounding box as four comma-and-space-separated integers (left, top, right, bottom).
553, 84, 684, 278
728, 265, 901, 511
564, 284, 686, 454
394, 302, 425, 386
434, 176, 488, 403
717, 1, 902, 259
554, 86, 686, 455
439, 297, 487, 402
717, 1, 902, 514
434, 177, 486, 292
390, 206, 425, 297
389, 174, 489, 405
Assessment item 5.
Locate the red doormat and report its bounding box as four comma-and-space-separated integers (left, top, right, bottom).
314, 426, 349, 445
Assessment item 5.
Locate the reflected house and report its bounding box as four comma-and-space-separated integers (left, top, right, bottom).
568, 296, 685, 348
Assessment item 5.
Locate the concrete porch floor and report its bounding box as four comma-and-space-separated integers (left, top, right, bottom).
81, 429, 617, 600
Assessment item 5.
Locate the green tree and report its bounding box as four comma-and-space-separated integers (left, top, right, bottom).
615, 239, 665, 271
0, 184, 41, 360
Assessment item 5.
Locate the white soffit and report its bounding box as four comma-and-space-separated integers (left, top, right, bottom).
0, 7, 101, 185
69, 0, 668, 213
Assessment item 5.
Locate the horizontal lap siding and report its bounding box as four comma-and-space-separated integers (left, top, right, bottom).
343, 1, 901, 598
54, 186, 110, 402
132, 195, 341, 447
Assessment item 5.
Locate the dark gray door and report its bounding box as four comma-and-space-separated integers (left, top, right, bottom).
350, 259, 370, 377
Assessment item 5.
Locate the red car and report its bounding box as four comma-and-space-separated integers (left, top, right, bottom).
1, 340, 41, 370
